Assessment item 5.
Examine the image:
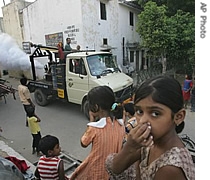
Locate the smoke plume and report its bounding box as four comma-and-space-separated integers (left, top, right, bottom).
0, 33, 43, 70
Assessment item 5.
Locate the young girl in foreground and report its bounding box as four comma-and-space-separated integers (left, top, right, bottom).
106, 75, 195, 180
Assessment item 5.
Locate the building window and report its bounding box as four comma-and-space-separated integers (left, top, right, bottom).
130, 51, 134, 63
103, 38, 108, 45
100, 2, 107, 20
130, 12, 134, 26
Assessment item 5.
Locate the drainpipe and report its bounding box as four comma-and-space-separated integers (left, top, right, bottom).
123, 37, 125, 66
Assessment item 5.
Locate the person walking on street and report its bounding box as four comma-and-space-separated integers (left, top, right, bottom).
18, 76, 37, 126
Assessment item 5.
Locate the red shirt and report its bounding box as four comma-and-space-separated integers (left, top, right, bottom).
58, 47, 64, 60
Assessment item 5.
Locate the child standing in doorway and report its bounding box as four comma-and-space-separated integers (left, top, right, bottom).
106, 75, 195, 180
27, 106, 41, 156
70, 86, 125, 180
35, 135, 68, 180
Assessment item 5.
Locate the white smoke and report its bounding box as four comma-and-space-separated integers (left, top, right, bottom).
0, 33, 43, 70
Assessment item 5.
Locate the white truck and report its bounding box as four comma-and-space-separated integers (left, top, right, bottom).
28, 44, 133, 117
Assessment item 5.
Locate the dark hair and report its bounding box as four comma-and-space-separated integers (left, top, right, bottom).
38, 135, 59, 156
20, 77, 27, 85
26, 106, 35, 117
186, 74, 192, 80
87, 86, 123, 119
176, 121, 185, 134
112, 103, 124, 119
134, 75, 185, 133
124, 103, 135, 116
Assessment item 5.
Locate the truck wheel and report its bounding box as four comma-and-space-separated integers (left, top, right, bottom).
34, 89, 48, 106
82, 99, 89, 119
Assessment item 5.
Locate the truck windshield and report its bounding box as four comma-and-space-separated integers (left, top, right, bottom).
87, 54, 119, 76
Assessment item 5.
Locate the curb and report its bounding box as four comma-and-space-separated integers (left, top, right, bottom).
0, 139, 36, 173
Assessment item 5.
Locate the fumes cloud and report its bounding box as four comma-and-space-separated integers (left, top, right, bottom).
0, 33, 43, 70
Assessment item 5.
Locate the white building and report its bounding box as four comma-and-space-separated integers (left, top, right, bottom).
2, 0, 148, 77
1, 0, 33, 78
1, 0, 32, 47
22, 0, 144, 71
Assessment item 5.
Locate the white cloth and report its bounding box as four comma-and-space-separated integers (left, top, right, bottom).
87, 117, 124, 128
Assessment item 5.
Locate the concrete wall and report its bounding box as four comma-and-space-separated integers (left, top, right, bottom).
118, 2, 142, 70
22, 0, 141, 69
1, 0, 142, 78
2, 0, 32, 78
0, 17, 4, 32
23, 0, 82, 46
2, 0, 33, 45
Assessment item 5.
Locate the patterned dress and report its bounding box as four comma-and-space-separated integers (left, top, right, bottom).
106, 147, 195, 180
70, 117, 125, 180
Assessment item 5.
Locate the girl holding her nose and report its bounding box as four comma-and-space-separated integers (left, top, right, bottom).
106, 75, 195, 180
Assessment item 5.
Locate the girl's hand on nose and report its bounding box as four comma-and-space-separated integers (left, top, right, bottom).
127, 123, 153, 150
140, 122, 154, 147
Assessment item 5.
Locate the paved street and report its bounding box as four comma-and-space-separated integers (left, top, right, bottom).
0, 75, 91, 164
0, 75, 195, 165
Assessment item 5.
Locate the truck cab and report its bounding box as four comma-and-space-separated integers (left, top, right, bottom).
28, 44, 133, 117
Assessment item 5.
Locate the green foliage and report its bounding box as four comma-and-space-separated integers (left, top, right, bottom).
137, 1, 168, 55
138, 0, 167, 7
137, 0, 194, 15
166, 10, 195, 73
136, 1, 195, 74
167, 0, 195, 15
